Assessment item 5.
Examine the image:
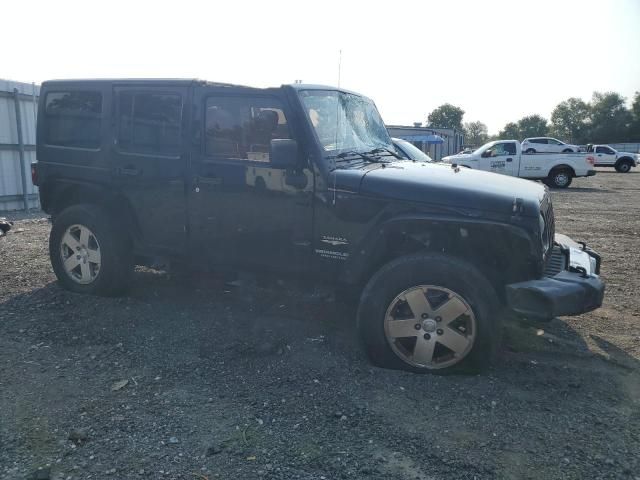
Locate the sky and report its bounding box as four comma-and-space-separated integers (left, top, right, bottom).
3, 0, 639, 134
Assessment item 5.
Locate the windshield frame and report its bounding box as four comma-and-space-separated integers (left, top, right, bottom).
473, 140, 498, 155
296, 88, 394, 158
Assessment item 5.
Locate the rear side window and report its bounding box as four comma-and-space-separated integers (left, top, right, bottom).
205, 95, 290, 161
504, 142, 517, 155
117, 92, 182, 156
530, 138, 547, 144
44, 91, 102, 149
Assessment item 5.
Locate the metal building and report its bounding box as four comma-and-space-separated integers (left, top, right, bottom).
387, 124, 465, 161
0, 79, 39, 211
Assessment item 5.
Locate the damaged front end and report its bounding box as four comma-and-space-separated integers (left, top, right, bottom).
505, 234, 605, 321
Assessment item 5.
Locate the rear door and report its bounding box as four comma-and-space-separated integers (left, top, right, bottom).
536, 138, 550, 153
110, 84, 189, 253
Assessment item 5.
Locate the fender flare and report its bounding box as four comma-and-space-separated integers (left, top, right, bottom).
341, 213, 538, 286
548, 164, 576, 176
616, 156, 635, 167
43, 179, 142, 244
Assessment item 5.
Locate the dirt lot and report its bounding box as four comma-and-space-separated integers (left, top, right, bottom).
1, 170, 639, 480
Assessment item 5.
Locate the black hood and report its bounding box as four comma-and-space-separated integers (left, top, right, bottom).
332, 161, 546, 218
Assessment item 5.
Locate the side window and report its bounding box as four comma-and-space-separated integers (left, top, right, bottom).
117, 91, 182, 156
549, 139, 562, 145
531, 138, 547, 144
491, 143, 508, 156
596, 146, 612, 154
504, 142, 517, 155
44, 91, 102, 149
205, 95, 290, 162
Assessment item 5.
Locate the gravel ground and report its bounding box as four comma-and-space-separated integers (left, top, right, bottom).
1, 170, 639, 480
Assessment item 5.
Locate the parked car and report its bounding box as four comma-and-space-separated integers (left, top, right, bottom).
34, 79, 605, 374
587, 144, 638, 173
391, 137, 433, 162
522, 137, 579, 154
442, 139, 596, 188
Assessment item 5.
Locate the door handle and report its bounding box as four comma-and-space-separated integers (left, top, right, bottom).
506, 158, 513, 162
115, 166, 141, 176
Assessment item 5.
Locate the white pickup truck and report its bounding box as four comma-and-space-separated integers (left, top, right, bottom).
442, 140, 596, 188
587, 145, 638, 173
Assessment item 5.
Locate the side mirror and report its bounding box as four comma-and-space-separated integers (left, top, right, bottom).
270, 139, 298, 169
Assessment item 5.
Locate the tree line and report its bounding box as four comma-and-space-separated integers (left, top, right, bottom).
425, 91, 640, 147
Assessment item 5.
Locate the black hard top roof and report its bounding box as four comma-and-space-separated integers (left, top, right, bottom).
41, 79, 365, 96
42, 78, 249, 88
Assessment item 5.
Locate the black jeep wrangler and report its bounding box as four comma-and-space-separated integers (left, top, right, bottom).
34, 79, 605, 373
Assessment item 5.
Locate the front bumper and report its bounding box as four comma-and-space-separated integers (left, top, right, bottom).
506, 234, 605, 321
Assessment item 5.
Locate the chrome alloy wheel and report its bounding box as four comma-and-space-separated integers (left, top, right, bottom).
554, 172, 570, 187
60, 224, 101, 284
384, 285, 476, 369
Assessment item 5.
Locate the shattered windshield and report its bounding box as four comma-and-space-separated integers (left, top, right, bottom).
298, 90, 393, 155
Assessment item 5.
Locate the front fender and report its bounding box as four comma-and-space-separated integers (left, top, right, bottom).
341, 213, 540, 286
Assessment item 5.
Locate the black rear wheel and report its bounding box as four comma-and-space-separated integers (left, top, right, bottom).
544, 168, 573, 188
525, 148, 536, 154
50, 204, 133, 296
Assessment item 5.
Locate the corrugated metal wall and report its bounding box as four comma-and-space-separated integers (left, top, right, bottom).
0, 79, 40, 212
608, 143, 640, 154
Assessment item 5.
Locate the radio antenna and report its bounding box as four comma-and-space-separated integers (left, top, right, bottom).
337, 49, 342, 87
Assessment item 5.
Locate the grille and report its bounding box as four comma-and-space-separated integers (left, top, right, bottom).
540, 194, 555, 261
544, 245, 567, 276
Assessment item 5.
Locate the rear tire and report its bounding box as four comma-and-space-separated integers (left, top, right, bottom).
357, 253, 501, 374
544, 168, 573, 188
525, 148, 536, 154
50, 204, 133, 296
615, 160, 632, 173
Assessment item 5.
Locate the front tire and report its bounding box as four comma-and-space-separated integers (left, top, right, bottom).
615, 160, 632, 173
562, 148, 574, 153
357, 253, 501, 374
544, 168, 573, 188
50, 204, 133, 296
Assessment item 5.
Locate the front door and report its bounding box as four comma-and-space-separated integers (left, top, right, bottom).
595, 146, 616, 165
188, 88, 314, 273
110, 85, 189, 253
480, 142, 517, 176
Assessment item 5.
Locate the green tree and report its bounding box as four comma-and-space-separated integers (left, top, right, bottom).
629, 91, 640, 140
499, 122, 520, 139
427, 104, 465, 130
463, 121, 488, 147
589, 91, 632, 143
550, 98, 590, 144
517, 115, 549, 139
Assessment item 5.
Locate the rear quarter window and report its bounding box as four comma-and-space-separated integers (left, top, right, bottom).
44, 91, 102, 149
117, 92, 183, 156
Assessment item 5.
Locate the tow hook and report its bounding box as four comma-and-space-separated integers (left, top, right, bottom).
569, 265, 589, 278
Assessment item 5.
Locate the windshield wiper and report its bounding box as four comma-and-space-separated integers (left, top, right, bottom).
365, 147, 402, 160
334, 150, 389, 164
